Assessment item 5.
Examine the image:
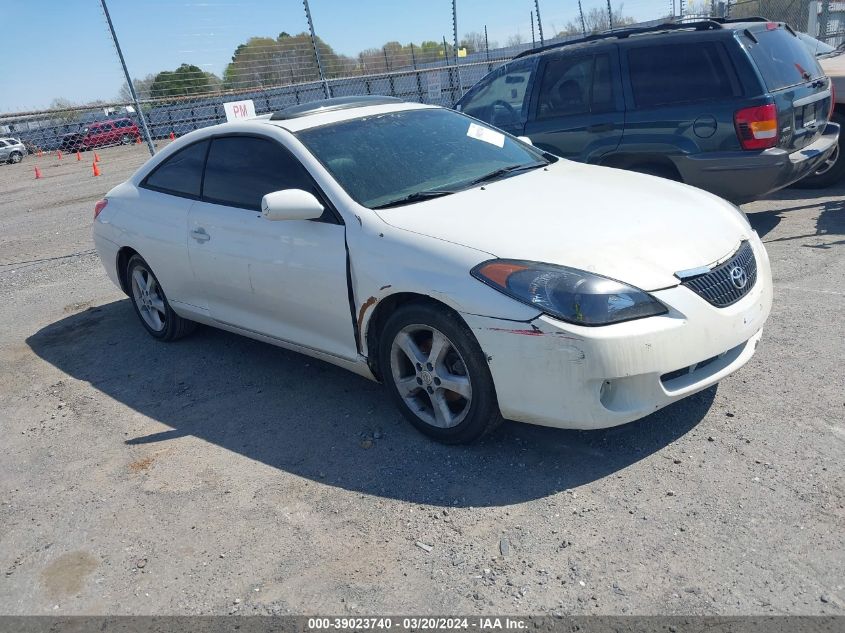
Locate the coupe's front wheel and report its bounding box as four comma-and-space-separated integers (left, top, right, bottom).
379, 302, 502, 444
126, 254, 196, 341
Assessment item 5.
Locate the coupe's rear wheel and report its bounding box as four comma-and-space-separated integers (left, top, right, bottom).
126, 254, 196, 341
121, 134, 133, 145
380, 302, 501, 444
9, 151, 22, 164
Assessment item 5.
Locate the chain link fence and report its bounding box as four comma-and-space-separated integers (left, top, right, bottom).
1, 0, 842, 159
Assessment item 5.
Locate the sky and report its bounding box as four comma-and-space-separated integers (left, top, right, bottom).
0, 0, 670, 112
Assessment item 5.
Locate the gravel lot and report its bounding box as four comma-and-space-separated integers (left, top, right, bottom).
0, 144, 842, 615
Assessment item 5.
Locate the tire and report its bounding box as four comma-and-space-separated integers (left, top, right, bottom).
379, 301, 502, 444
8, 151, 22, 164
125, 254, 196, 341
121, 134, 133, 145
791, 113, 845, 189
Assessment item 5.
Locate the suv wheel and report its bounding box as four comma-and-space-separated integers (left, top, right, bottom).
8, 151, 23, 164
379, 302, 502, 444
792, 112, 845, 189
121, 134, 133, 145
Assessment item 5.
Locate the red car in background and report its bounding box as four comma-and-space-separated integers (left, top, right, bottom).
60, 118, 141, 151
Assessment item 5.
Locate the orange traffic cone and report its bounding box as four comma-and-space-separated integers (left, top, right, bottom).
37, 149, 43, 158
34, 166, 42, 179
92, 162, 101, 177
169, 132, 175, 141
136, 136, 142, 145
76, 151, 81, 161
94, 152, 100, 163
57, 150, 63, 160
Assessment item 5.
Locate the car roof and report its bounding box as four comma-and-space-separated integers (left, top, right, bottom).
257, 99, 435, 133
514, 17, 786, 59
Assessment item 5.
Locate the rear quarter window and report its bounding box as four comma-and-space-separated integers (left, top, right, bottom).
627, 41, 742, 108
142, 140, 209, 198
743, 28, 824, 91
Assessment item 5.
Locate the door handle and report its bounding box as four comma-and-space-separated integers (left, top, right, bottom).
587, 123, 614, 133
191, 228, 211, 243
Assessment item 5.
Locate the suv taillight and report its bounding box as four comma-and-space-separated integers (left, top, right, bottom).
94, 198, 108, 219
734, 104, 779, 150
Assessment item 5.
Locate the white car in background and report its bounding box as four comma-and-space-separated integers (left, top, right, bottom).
92, 97, 772, 444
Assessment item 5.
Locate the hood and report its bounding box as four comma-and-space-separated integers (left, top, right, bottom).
375, 161, 752, 291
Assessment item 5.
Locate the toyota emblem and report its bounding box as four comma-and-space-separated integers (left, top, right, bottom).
729, 265, 748, 290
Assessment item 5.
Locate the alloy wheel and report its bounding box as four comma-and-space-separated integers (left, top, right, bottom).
389, 324, 473, 428
130, 265, 167, 332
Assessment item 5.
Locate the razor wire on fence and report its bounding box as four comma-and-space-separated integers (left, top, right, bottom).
1, 0, 843, 160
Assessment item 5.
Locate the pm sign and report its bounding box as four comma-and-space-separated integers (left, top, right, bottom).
223, 99, 256, 122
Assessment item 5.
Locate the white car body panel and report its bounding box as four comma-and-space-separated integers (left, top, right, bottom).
93, 102, 773, 431
375, 160, 752, 292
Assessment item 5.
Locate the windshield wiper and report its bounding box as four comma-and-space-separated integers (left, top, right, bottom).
371, 189, 455, 209
465, 162, 547, 187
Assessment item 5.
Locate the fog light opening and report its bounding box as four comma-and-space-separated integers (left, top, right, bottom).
600, 380, 614, 407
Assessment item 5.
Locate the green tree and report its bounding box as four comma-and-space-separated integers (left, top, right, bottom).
149, 64, 221, 99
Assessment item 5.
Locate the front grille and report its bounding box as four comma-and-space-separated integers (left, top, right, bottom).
681, 241, 757, 307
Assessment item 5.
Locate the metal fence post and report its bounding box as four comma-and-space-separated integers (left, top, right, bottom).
534, 0, 545, 46
819, 0, 831, 39
484, 25, 492, 71
578, 1, 587, 35
607, 0, 614, 30
443, 36, 456, 103
410, 44, 424, 102
303, 0, 330, 98
99, 0, 155, 156
383, 47, 396, 96
451, 0, 464, 98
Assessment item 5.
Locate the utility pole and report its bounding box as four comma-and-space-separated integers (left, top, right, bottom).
303, 0, 330, 98
607, 0, 614, 30
531, 11, 536, 48
99, 0, 155, 156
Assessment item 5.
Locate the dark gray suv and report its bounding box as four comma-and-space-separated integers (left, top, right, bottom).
455, 19, 840, 203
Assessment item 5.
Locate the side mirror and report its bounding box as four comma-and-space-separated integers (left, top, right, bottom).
261, 189, 324, 221
517, 136, 534, 146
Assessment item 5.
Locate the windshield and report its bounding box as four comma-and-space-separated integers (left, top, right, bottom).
296, 108, 551, 209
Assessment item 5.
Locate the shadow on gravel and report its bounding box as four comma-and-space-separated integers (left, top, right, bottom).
748, 182, 845, 241
28, 301, 714, 507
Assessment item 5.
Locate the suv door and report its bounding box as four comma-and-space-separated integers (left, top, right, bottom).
456, 56, 539, 136
523, 49, 624, 161
187, 134, 357, 361
619, 39, 745, 158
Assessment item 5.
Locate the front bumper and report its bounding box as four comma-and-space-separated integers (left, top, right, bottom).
673, 122, 840, 203
464, 236, 773, 430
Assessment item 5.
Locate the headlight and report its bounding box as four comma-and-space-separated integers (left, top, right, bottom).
471, 260, 667, 326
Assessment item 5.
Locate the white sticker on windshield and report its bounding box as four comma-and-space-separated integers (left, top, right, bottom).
467, 122, 505, 148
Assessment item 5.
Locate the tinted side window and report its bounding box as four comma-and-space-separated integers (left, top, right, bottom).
143, 140, 209, 198
537, 56, 606, 119
203, 136, 318, 211
459, 58, 536, 128
628, 42, 740, 108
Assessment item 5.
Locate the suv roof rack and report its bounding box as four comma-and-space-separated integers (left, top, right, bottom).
270, 96, 402, 120
513, 17, 777, 59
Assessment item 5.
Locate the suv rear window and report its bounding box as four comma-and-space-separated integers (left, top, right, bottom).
744, 28, 824, 90
627, 41, 740, 108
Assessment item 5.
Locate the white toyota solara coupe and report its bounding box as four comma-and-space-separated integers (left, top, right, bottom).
93, 96, 772, 444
